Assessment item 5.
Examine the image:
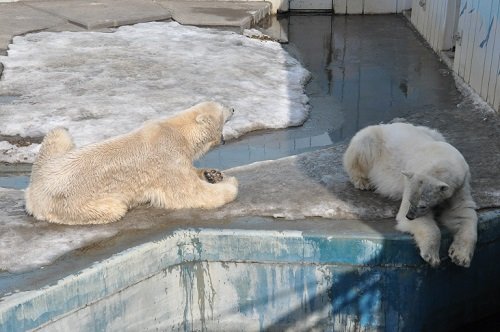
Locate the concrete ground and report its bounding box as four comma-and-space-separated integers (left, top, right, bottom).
0, 1, 500, 330
0, 0, 271, 57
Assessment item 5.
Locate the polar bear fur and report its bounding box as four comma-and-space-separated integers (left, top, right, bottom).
25, 101, 238, 225
343, 123, 477, 267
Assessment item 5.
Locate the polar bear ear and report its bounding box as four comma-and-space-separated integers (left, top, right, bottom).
438, 183, 449, 192
401, 171, 414, 179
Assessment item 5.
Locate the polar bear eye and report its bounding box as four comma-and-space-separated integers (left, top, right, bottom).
417, 205, 427, 210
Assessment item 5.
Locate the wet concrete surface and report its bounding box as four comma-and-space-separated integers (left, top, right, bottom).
197, 14, 467, 170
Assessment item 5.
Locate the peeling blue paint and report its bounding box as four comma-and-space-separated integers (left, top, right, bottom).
480, 17, 494, 48
1, 211, 500, 331
257, 267, 269, 331
460, 2, 467, 17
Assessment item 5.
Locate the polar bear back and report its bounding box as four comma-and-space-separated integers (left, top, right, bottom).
366, 123, 469, 198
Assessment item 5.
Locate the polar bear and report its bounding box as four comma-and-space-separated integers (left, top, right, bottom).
25, 101, 238, 225
343, 122, 477, 267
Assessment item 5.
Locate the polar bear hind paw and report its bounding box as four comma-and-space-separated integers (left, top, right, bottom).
204, 169, 224, 184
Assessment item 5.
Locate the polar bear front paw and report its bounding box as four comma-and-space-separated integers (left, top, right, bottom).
351, 177, 372, 190
448, 243, 473, 268
204, 169, 224, 184
420, 249, 440, 267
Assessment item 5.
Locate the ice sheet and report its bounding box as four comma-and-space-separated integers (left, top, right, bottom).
0, 141, 40, 163
0, 22, 310, 163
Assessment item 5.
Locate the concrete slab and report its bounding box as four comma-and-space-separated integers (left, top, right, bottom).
25, 0, 172, 30
0, 2, 67, 51
160, 0, 271, 29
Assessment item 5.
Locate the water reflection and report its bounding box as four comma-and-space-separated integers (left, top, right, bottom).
197, 14, 461, 170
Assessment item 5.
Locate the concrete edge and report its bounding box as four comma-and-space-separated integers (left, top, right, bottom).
1, 209, 499, 330
21, 2, 172, 30
166, 1, 271, 30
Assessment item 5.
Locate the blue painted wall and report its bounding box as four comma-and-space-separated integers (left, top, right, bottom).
1, 211, 499, 331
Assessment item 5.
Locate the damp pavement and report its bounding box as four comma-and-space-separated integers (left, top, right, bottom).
0, 2, 500, 330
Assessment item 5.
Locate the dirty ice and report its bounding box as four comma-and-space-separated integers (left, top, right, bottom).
0, 22, 310, 163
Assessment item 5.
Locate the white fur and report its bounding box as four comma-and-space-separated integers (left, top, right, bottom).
25, 102, 238, 225
344, 123, 477, 267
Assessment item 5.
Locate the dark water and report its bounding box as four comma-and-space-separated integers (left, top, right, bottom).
197, 14, 461, 170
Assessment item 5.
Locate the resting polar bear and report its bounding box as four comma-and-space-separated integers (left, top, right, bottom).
344, 123, 477, 267
25, 101, 238, 225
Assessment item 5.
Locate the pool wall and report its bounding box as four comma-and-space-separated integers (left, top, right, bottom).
1, 210, 499, 331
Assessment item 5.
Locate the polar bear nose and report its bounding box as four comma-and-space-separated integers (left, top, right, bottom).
224, 108, 234, 122
406, 206, 417, 220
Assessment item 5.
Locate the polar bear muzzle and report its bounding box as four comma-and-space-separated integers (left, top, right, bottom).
406, 204, 429, 220
220, 107, 234, 145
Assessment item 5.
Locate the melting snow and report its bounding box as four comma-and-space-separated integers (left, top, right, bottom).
0, 22, 310, 163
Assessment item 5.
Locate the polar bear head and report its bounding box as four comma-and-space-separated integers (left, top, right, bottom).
402, 171, 453, 220
167, 101, 234, 159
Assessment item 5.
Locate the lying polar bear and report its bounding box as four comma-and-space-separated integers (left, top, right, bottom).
343, 122, 477, 267
25, 101, 238, 225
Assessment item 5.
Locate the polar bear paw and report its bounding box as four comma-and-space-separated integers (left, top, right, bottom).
351, 177, 372, 190
420, 249, 440, 267
448, 243, 472, 268
204, 169, 224, 184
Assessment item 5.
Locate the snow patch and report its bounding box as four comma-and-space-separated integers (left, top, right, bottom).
453, 72, 496, 115
0, 22, 310, 163
0, 141, 40, 163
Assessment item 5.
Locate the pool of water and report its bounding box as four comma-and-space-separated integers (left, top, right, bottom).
0, 175, 29, 189
0, 163, 31, 189
197, 14, 460, 170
